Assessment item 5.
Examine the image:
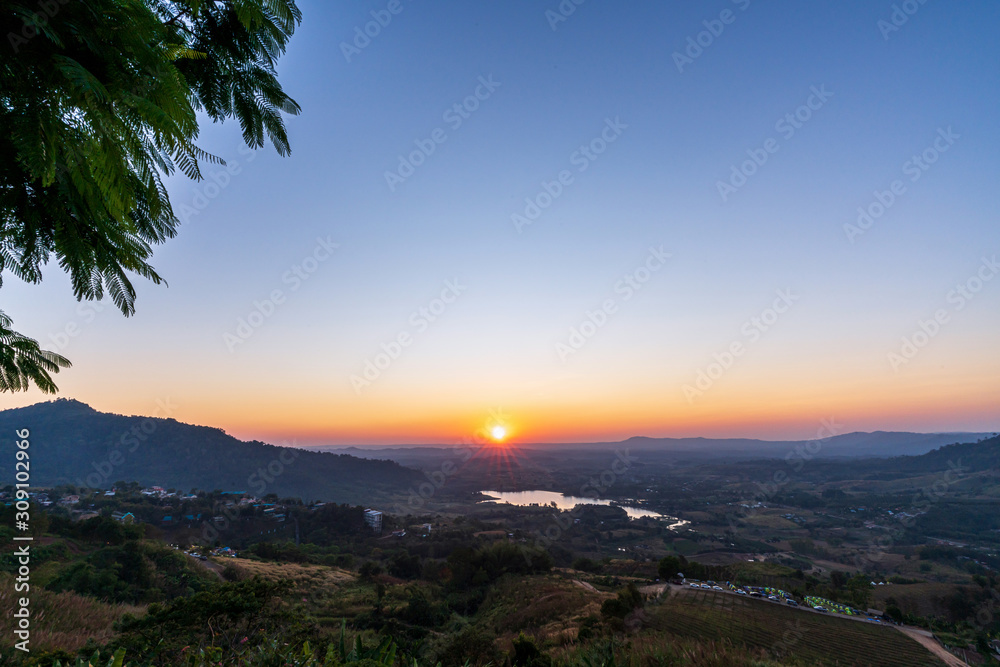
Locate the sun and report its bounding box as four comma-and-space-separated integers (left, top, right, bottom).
490, 425, 507, 442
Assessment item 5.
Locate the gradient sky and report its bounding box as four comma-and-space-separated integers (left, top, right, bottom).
3, 0, 999, 445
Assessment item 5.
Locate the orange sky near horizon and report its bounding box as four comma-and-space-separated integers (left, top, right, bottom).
2, 273, 998, 446
3, 361, 997, 446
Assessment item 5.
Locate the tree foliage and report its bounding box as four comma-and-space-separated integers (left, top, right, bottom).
1, 0, 301, 392
657, 555, 684, 581
0, 309, 69, 392
111, 576, 307, 665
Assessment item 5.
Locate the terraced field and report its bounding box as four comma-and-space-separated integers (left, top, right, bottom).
652, 587, 945, 667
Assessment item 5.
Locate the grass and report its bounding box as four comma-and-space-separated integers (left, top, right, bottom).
224, 556, 354, 587
743, 514, 801, 530
478, 573, 609, 644
556, 635, 792, 667
649, 587, 946, 667
671, 539, 702, 556
0, 573, 143, 654
224, 557, 365, 627
872, 582, 974, 621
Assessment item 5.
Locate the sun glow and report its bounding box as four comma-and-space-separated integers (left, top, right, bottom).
490, 425, 507, 442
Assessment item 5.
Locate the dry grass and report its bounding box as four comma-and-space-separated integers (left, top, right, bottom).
224, 557, 354, 587
743, 514, 800, 530
0, 573, 143, 653
480, 573, 610, 645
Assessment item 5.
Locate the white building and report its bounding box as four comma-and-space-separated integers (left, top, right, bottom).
364, 509, 383, 534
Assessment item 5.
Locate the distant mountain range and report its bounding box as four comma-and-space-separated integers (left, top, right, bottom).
319, 430, 997, 469
2, 399, 993, 501
615, 431, 997, 459
0, 399, 422, 503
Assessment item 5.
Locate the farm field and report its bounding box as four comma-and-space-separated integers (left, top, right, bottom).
651, 587, 946, 667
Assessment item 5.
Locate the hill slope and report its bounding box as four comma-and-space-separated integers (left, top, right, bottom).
889, 433, 1000, 474
0, 399, 421, 503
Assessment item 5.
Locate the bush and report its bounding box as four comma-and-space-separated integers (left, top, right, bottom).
389, 552, 422, 579
600, 582, 644, 620
435, 626, 502, 667
222, 563, 248, 581
576, 615, 602, 642
885, 605, 903, 623
359, 561, 383, 581
509, 633, 552, 667
657, 555, 683, 580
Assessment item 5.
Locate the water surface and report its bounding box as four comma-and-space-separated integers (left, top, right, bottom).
480, 489, 689, 529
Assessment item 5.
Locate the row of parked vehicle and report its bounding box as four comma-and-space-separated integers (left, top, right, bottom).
684, 580, 885, 624
803, 596, 881, 622
686, 580, 796, 604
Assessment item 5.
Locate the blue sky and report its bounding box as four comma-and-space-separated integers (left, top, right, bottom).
4, 0, 999, 444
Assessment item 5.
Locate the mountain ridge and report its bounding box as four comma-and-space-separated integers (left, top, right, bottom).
313, 431, 996, 462
0, 399, 422, 503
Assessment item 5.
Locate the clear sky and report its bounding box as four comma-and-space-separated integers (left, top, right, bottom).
3, 0, 999, 445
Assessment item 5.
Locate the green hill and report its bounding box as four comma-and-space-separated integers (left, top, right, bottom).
888, 433, 1000, 474
0, 399, 421, 503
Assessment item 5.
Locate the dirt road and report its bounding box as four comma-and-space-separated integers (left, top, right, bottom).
895, 627, 966, 667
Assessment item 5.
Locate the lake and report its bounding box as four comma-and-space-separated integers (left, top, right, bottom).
479, 489, 689, 529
